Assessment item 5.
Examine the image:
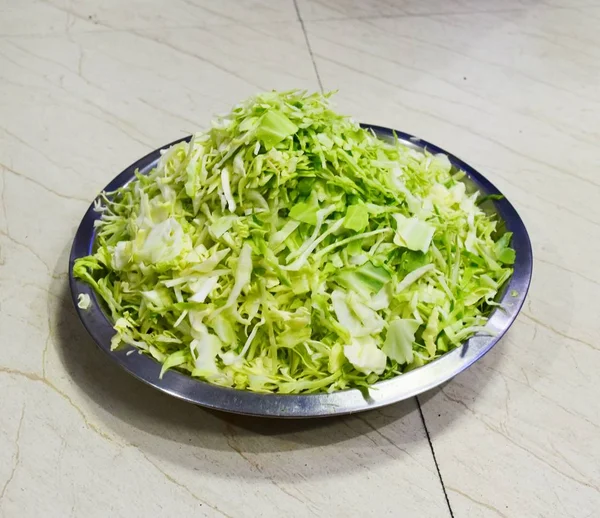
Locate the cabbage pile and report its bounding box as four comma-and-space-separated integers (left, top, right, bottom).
74, 90, 514, 393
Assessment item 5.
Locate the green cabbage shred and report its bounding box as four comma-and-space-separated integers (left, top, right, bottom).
73, 90, 514, 394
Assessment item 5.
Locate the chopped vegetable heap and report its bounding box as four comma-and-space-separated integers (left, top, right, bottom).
74, 90, 514, 394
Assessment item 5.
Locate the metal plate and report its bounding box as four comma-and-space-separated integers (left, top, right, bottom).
69, 125, 532, 418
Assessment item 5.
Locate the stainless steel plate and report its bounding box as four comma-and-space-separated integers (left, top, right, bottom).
69, 125, 532, 418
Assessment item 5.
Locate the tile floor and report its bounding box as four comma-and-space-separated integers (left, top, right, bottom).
1, 1, 599, 516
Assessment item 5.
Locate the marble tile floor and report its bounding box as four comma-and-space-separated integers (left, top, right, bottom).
1, 1, 599, 516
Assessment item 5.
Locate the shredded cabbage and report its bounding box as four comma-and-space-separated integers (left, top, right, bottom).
77, 293, 91, 310
73, 90, 515, 394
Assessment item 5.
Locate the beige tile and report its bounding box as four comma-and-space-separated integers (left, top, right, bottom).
297, 0, 409, 20
420, 317, 600, 517
296, 0, 597, 21
13, 0, 299, 32
0, 374, 224, 517
0, 0, 102, 36
306, 7, 600, 515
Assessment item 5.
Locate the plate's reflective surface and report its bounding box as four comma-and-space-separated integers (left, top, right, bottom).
68, 125, 532, 418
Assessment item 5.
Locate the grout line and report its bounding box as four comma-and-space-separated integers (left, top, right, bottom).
417, 396, 455, 518
293, 0, 324, 93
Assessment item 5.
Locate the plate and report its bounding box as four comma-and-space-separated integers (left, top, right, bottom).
69, 125, 532, 418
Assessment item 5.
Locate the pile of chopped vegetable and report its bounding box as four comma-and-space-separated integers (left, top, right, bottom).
74, 90, 514, 394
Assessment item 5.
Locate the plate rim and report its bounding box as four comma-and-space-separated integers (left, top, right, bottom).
68, 125, 533, 418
